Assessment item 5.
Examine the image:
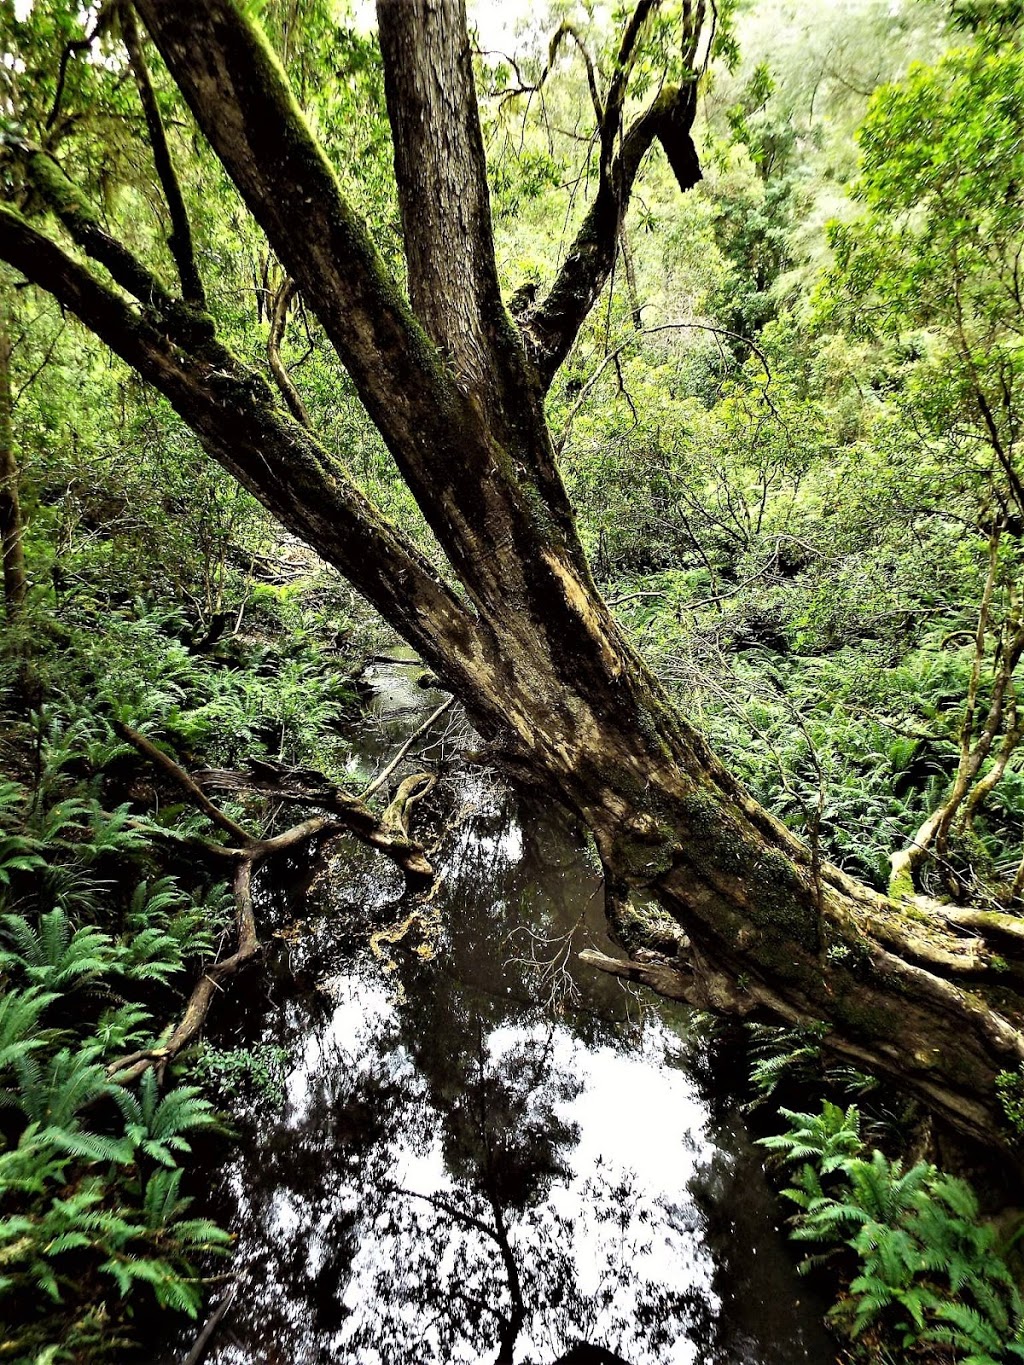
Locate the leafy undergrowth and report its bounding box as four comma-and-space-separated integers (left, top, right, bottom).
0, 768, 233, 1362
762, 1101, 1024, 1364
0, 584, 371, 1361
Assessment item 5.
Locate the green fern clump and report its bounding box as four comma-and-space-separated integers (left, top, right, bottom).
747, 1020, 829, 1100
0, 533, 362, 1360
114, 1070, 224, 1168
760, 1102, 1024, 1362
0, 995, 230, 1358
0, 750, 234, 1359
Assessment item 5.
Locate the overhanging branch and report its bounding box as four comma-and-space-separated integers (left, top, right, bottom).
0, 207, 491, 686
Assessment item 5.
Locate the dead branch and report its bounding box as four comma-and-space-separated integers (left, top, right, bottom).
108, 728, 443, 1082
195, 759, 435, 881
115, 721, 253, 845
360, 695, 455, 799
181, 1283, 236, 1365
383, 772, 436, 838
108, 856, 263, 1083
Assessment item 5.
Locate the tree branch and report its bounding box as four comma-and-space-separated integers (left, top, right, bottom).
132, 0, 590, 616
360, 696, 454, 800
195, 760, 435, 882
115, 721, 254, 846
132, 0, 463, 471
601, 0, 660, 172
0, 207, 492, 690
523, 81, 701, 388
45, 26, 101, 136
546, 23, 604, 128
266, 276, 312, 428
107, 739, 439, 1083
377, 0, 506, 393
19, 146, 187, 326
120, 3, 207, 309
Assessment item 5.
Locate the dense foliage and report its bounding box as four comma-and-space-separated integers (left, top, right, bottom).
762, 1102, 1024, 1362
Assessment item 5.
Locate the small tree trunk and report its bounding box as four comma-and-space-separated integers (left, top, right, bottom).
0, 285, 26, 619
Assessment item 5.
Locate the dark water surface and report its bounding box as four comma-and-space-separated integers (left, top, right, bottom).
165, 662, 836, 1365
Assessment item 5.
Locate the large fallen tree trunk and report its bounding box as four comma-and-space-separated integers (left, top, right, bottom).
3, 0, 1024, 1149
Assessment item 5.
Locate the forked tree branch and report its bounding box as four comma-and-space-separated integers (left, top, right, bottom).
266, 276, 312, 428
502, 0, 705, 388
132, 0, 467, 471
545, 23, 604, 127
523, 82, 701, 388
132, 0, 592, 613
108, 728, 439, 1082
601, 0, 660, 171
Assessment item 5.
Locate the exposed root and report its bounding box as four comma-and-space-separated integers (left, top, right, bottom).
579, 946, 758, 1016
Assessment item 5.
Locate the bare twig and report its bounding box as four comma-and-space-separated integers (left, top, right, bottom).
360, 695, 455, 800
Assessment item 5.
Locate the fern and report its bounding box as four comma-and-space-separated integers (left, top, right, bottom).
11, 1045, 132, 1165
765, 1101, 1024, 1360
94, 1002, 153, 1054
0, 668, 242, 1357
114, 1070, 223, 1167
746, 1021, 828, 1100
0, 908, 115, 991
120, 876, 225, 972
0, 987, 58, 1072
926, 1300, 1012, 1356
759, 1100, 862, 1174
0, 833, 47, 889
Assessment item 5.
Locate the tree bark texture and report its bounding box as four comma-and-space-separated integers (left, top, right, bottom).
2, 0, 1024, 1149
0, 285, 26, 618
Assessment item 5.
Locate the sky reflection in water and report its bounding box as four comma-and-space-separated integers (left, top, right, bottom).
192, 666, 834, 1365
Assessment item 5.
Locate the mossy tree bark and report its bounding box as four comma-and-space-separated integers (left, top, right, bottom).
2, 0, 1024, 1148
0, 283, 26, 619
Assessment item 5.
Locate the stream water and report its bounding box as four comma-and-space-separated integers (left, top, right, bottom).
160, 660, 836, 1365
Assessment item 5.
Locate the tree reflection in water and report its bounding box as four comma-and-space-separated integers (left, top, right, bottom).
338, 1012, 713, 1364
194, 760, 830, 1365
